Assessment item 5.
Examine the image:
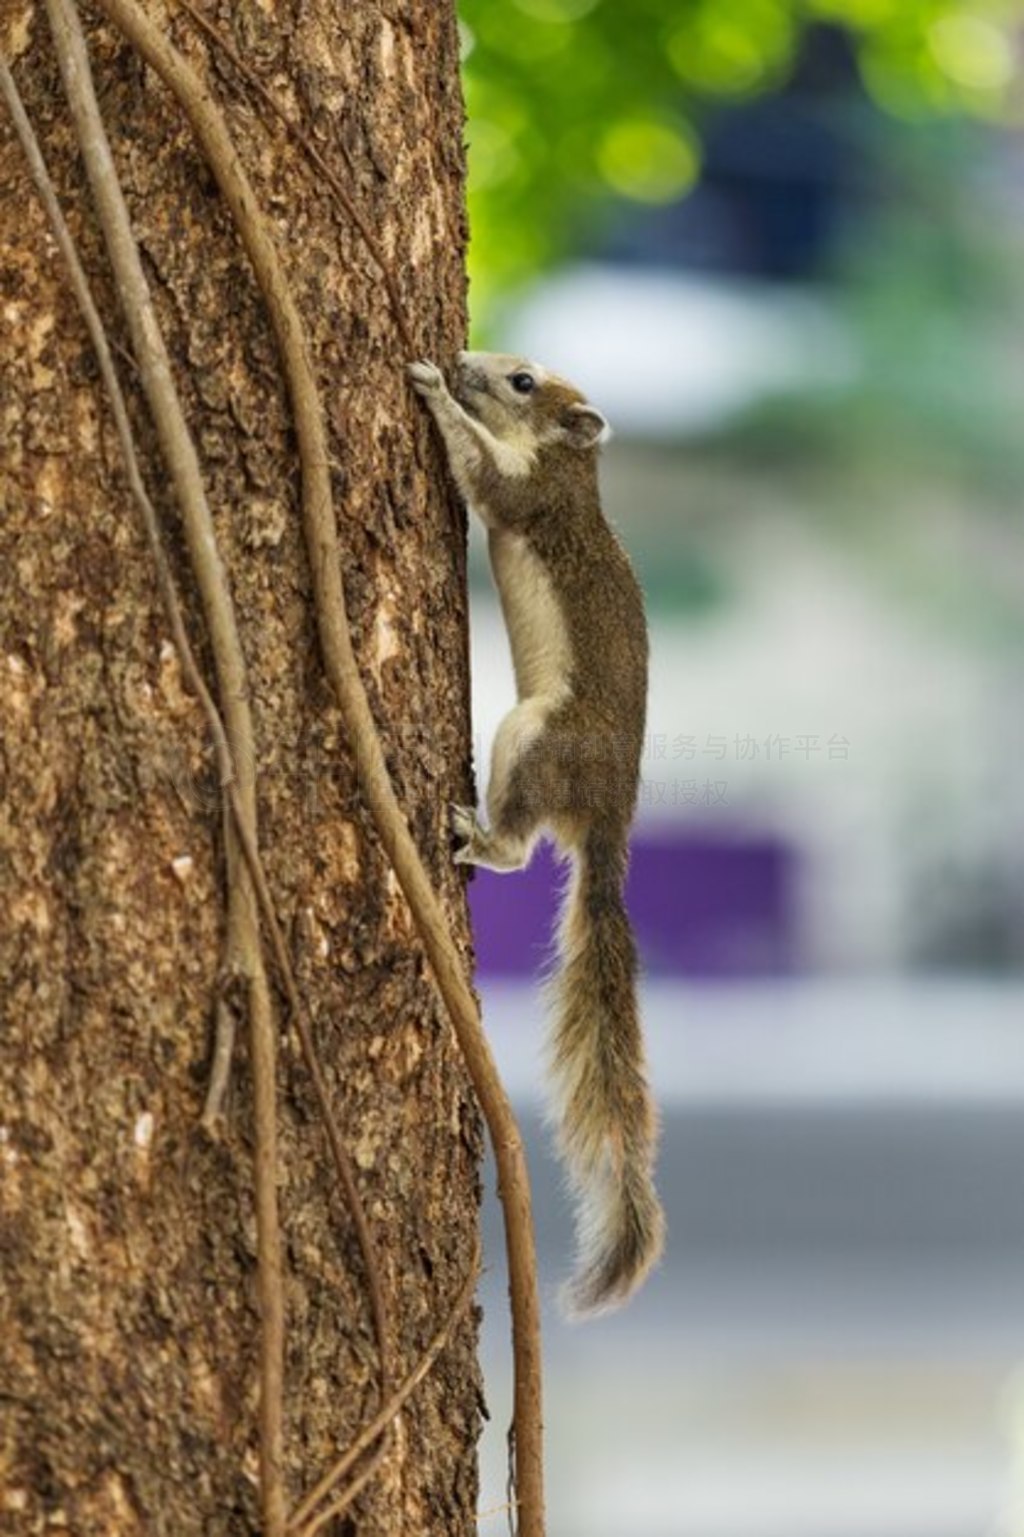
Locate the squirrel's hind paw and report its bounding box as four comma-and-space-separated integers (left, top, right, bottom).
450, 802, 479, 864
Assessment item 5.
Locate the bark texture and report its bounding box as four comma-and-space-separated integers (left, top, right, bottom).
0, 3, 479, 1532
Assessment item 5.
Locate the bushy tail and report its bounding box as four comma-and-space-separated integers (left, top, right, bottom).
548, 826, 665, 1317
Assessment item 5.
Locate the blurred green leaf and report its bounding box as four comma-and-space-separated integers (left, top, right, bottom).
459, 0, 1024, 322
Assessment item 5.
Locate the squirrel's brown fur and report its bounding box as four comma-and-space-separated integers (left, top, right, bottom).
409, 351, 665, 1314
550, 825, 664, 1313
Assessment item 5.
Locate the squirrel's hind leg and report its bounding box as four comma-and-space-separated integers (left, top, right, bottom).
451, 699, 560, 872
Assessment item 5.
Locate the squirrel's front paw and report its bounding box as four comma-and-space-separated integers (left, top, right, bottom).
407, 359, 446, 396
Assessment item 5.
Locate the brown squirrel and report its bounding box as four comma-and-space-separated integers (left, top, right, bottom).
409, 352, 664, 1314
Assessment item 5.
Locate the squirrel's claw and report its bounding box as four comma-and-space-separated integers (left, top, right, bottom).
407, 359, 445, 395
450, 802, 478, 863
450, 801, 476, 838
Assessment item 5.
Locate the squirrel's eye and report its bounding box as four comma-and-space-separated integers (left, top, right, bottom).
509, 371, 536, 395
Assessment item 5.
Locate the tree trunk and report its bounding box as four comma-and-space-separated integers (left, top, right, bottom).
0, 4, 480, 1533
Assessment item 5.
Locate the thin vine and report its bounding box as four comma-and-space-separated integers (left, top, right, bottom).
86, 6, 547, 1530
0, 47, 490, 1536
42, 3, 287, 1527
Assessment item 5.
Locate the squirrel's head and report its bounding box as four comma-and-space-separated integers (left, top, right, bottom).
454, 352, 610, 455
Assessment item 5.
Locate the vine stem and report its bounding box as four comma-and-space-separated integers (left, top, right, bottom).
41, 2, 287, 1527
288, 1238, 481, 1535
2, 15, 392, 1420
89, 2, 547, 1530
0, 40, 516, 1537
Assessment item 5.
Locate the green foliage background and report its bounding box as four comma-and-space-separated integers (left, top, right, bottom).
459, 0, 1023, 314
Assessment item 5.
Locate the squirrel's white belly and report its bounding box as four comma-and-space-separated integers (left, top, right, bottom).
488, 529, 573, 707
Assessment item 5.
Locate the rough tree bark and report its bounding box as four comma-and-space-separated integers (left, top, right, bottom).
0, 3, 482, 1533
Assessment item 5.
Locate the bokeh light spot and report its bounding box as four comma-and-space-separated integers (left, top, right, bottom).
597, 119, 700, 204
466, 118, 523, 192
928, 12, 1014, 94
669, 0, 792, 96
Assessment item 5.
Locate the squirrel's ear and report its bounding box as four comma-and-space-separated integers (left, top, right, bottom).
562, 402, 610, 450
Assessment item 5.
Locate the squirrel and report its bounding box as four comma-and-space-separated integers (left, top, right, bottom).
408, 351, 665, 1315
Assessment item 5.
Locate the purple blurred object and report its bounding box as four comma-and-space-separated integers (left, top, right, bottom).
467, 832, 796, 979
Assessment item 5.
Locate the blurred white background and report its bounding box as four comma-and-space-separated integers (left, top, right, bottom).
459, 9, 1024, 1532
